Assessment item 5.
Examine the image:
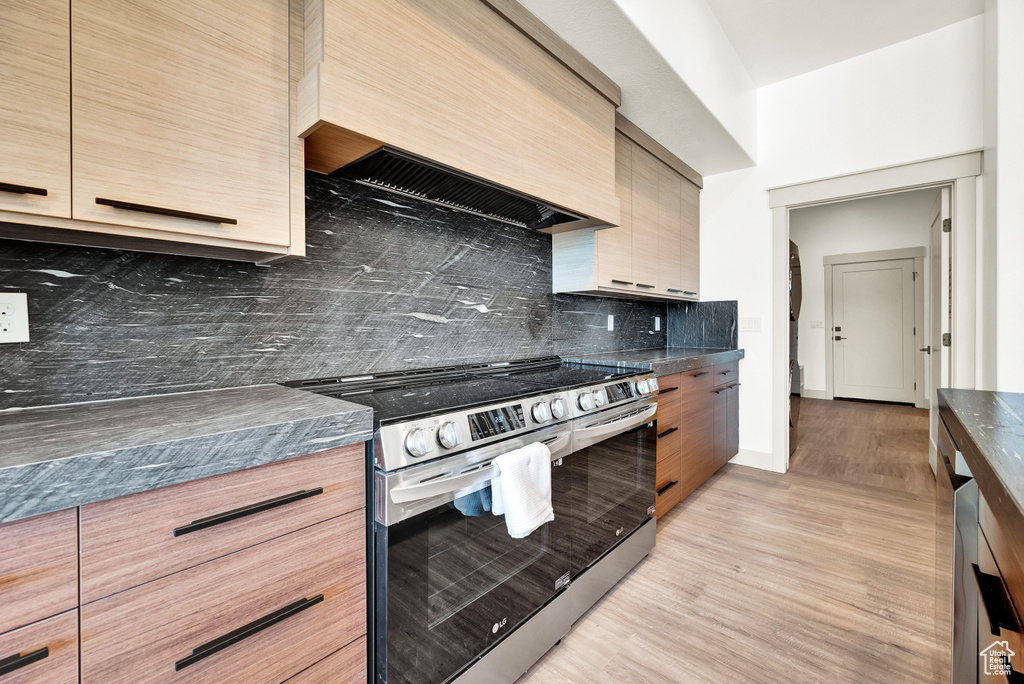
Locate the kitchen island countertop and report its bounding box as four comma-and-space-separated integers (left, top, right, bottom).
565, 347, 745, 376
0, 384, 372, 524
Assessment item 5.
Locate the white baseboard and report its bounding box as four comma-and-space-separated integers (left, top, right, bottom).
801, 389, 827, 399
729, 448, 776, 472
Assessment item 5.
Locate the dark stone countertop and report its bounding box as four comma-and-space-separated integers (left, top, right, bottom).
564, 347, 745, 376
0, 385, 372, 524
938, 389, 1024, 555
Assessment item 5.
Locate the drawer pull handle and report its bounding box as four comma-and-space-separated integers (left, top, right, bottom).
656, 480, 679, 496
610, 279, 634, 286
0, 182, 47, 196
658, 387, 679, 395
658, 427, 678, 439
173, 487, 324, 537
715, 384, 741, 395
96, 198, 238, 225
973, 564, 1022, 635
175, 594, 324, 671
0, 647, 49, 676
692, 372, 710, 378
667, 288, 683, 293
636, 283, 656, 289
720, 370, 735, 376
684, 291, 697, 296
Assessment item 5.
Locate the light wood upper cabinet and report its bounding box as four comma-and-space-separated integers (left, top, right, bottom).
552, 113, 702, 301
0, 1, 71, 219
0, 0, 305, 263
71, 0, 293, 249
300, 0, 620, 230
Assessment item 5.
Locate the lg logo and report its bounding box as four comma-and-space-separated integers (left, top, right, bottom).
491, 617, 507, 634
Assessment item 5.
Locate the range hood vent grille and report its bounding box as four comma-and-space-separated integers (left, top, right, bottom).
331, 147, 582, 231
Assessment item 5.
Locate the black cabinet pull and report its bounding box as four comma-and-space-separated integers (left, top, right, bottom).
667, 288, 682, 293
611, 280, 633, 286
692, 372, 710, 378
175, 594, 324, 671
656, 481, 679, 496
658, 427, 678, 439
96, 198, 237, 225
715, 384, 740, 395
0, 647, 49, 676
0, 182, 47, 196
720, 370, 735, 376
974, 564, 1022, 635
636, 283, 655, 289
684, 291, 697, 296
658, 387, 679, 395
173, 488, 324, 537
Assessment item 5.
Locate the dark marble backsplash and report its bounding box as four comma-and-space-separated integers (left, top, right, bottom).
0, 172, 669, 410
668, 300, 737, 348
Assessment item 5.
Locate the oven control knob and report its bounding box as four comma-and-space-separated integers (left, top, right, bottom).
437, 422, 460, 449
405, 429, 429, 457
594, 389, 608, 407
648, 377, 659, 392
550, 398, 568, 419
532, 402, 552, 423
577, 392, 596, 411
635, 379, 650, 395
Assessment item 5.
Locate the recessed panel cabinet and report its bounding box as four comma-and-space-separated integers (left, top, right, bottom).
0, 0, 305, 263
553, 113, 702, 301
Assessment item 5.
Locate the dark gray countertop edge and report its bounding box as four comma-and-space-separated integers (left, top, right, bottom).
0, 392, 372, 525
564, 348, 745, 376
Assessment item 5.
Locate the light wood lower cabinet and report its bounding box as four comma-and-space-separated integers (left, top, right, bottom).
0, 611, 79, 684
553, 113, 702, 301
655, 364, 739, 518
0, 508, 78, 636
81, 513, 364, 684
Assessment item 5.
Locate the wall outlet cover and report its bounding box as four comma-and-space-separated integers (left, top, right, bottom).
607, 314, 614, 332
0, 292, 29, 343
654, 316, 661, 332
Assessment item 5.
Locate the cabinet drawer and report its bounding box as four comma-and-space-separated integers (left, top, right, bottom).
0, 611, 78, 684
977, 526, 1024, 679
655, 453, 683, 519
656, 420, 682, 462
680, 367, 714, 392
0, 508, 78, 635
285, 635, 366, 683
713, 362, 739, 387
81, 444, 364, 603
81, 512, 365, 684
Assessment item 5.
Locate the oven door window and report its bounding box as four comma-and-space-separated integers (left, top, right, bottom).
377, 465, 571, 684
569, 421, 655, 577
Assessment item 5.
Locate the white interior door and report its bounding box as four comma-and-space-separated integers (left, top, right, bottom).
832, 259, 917, 403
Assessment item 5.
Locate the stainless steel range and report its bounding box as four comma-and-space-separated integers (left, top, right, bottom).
287, 356, 659, 684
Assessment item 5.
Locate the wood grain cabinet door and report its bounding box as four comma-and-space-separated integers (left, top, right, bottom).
70, 0, 292, 248
81, 512, 365, 684
678, 179, 700, 299
629, 146, 661, 291
595, 131, 635, 290
0, 1, 71, 219
0, 508, 78, 636
656, 164, 682, 297
0, 611, 79, 684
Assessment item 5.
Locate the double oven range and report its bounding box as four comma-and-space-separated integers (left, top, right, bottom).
289, 356, 659, 684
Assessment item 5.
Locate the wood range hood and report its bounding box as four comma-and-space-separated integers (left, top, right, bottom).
298, 0, 623, 235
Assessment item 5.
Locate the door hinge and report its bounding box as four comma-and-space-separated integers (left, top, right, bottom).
942, 332, 951, 347
912, 271, 918, 281
914, 382, 917, 390
942, 218, 952, 233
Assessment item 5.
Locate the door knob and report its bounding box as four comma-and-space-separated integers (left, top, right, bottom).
920, 346, 932, 353
834, 335, 847, 341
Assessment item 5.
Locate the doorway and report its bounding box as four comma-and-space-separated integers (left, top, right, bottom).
823, 249, 926, 406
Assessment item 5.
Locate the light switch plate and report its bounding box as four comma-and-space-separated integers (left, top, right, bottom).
739, 317, 762, 332
0, 292, 30, 343
810, 320, 825, 329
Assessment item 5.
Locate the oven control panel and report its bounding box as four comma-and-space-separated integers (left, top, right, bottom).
469, 405, 526, 441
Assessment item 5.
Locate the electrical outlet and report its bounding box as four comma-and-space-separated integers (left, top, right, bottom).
607, 314, 614, 332
0, 293, 29, 343
654, 316, 661, 332
739, 317, 762, 332
810, 320, 825, 329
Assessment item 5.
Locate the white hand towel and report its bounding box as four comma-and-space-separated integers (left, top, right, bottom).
490, 442, 554, 539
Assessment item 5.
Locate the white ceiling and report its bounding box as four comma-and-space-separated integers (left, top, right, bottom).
704, 0, 985, 86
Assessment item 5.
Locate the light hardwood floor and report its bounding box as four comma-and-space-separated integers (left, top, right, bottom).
518, 400, 939, 683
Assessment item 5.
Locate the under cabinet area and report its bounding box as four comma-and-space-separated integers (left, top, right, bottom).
552, 113, 702, 301
655, 364, 739, 518
0, 444, 367, 684
299, 0, 620, 230
0, 0, 304, 263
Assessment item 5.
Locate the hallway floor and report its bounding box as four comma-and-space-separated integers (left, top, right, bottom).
516, 400, 940, 683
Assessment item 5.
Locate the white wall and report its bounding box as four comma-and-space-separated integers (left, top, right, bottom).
789, 189, 938, 394
983, 0, 1024, 392
701, 17, 984, 468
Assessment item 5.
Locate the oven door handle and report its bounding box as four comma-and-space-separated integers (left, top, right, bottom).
572, 402, 657, 450
388, 433, 571, 504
